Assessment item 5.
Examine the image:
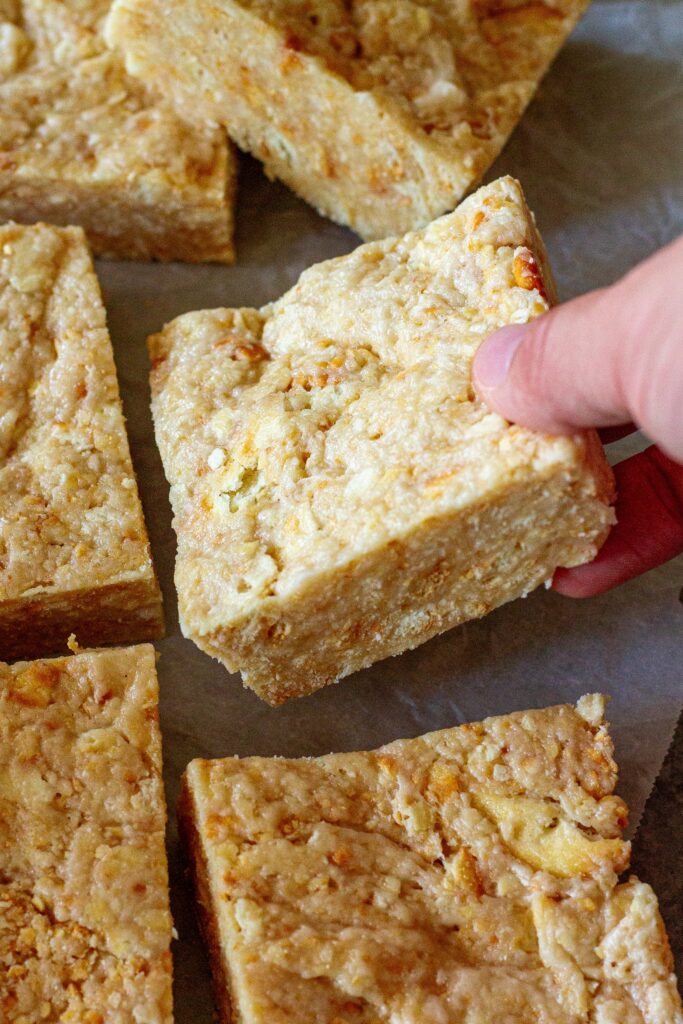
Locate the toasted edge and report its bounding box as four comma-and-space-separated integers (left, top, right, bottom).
178, 770, 236, 1024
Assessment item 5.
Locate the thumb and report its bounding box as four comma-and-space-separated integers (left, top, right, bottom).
473, 235, 683, 463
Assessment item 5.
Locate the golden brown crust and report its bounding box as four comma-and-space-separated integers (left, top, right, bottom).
178, 778, 236, 1024
180, 696, 682, 1024
0, 579, 165, 661
148, 178, 614, 703
107, 0, 590, 239
0, 222, 164, 660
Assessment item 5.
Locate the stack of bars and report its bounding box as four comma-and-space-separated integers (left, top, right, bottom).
1, 648, 681, 1022
0, 1, 681, 1023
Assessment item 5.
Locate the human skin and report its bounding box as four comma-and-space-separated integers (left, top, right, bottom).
473, 235, 683, 597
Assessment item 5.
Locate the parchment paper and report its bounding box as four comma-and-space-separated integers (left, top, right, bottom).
97, 1, 683, 1017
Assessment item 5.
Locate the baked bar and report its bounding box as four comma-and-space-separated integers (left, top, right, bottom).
0, 644, 173, 1023
106, 0, 589, 240
0, 0, 236, 262
148, 177, 614, 703
179, 694, 682, 1024
0, 222, 163, 660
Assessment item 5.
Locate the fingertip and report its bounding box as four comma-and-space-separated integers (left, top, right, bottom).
473, 324, 528, 395
473, 317, 573, 434
551, 564, 613, 599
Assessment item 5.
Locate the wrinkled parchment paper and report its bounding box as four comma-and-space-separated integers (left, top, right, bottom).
97, 2, 683, 1016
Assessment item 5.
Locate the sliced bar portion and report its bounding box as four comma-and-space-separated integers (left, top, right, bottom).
107, 0, 589, 240
0, 0, 236, 262
0, 222, 163, 660
0, 644, 173, 1022
180, 695, 682, 1024
149, 177, 613, 703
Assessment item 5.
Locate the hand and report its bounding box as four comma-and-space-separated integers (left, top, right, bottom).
473, 235, 683, 597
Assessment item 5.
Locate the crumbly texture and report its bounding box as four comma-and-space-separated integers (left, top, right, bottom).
0, 222, 164, 660
0, 644, 173, 1023
107, 0, 589, 240
0, 0, 236, 262
180, 694, 682, 1024
148, 177, 614, 704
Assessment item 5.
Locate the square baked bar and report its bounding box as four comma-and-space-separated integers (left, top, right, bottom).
0, 644, 173, 1022
180, 694, 682, 1024
0, 222, 163, 660
107, 0, 589, 240
149, 177, 614, 704
0, 0, 236, 262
